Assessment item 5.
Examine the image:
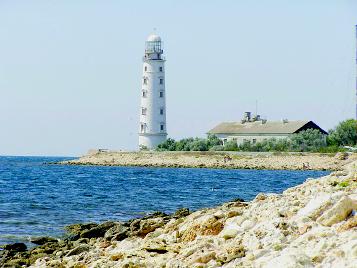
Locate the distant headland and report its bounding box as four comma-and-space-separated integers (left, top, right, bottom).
58, 150, 356, 171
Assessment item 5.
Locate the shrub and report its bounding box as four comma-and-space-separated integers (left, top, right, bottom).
157, 137, 207, 151
290, 129, 327, 152
328, 119, 357, 146
157, 138, 176, 151
238, 140, 253, 151
139, 145, 149, 151
237, 138, 289, 152
316, 145, 346, 153
338, 181, 349, 188
156, 119, 355, 152
190, 138, 208, 151
176, 138, 195, 151
207, 134, 223, 147
224, 140, 239, 151
236, 129, 327, 152
156, 135, 224, 152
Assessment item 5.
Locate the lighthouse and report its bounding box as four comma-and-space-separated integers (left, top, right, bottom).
139, 34, 167, 150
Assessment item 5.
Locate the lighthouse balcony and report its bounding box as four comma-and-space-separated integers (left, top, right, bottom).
143, 55, 165, 61
145, 48, 163, 54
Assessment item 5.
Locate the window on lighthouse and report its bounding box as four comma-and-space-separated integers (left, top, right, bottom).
159, 78, 163, 85
159, 67, 163, 72
144, 66, 147, 71
140, 123, 146, 133
141, 107, 147, 115
160, 108, 164, 115
160, 124, 165, 132
159, 91, 164, 98
142, 90, 147, 98
143, 78, 148, 85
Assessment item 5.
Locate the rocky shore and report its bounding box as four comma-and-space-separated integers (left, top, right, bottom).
59, 151, 353, 171
1, 154, 357, 267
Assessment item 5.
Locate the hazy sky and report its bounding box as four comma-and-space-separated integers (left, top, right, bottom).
0, 0, 356, 156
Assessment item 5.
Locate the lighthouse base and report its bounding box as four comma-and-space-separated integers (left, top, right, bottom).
139, 133, 167, 150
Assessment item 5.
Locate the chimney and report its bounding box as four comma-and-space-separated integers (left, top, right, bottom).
243, 112, 251, 122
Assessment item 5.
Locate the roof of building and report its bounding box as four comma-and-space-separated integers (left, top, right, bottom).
147, 34, 161, 42
208, 120, 327, 135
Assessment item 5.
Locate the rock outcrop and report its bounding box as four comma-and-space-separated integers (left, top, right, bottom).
59, 151, 354, 171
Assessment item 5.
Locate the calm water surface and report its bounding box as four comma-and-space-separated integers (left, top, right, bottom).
0, 156, 329, 245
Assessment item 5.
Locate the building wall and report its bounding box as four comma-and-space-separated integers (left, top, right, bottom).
215, 133, 290, 145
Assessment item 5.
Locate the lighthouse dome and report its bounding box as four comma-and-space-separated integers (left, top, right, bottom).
147, 34, 161, 42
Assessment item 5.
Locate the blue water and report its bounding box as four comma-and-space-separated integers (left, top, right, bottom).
0, 156, 329, 245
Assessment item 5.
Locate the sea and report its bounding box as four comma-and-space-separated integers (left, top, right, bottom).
0, 156, 329, 246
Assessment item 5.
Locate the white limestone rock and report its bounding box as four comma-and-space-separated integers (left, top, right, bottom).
317, 196, 355, 226
220, 228, 238, 240
296, 193, 332, 219
264, 249, 313, 268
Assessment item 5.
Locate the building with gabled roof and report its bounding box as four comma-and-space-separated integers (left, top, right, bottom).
208, 112, 327, 145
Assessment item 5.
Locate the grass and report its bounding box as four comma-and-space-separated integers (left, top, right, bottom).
338, 181, 349, 188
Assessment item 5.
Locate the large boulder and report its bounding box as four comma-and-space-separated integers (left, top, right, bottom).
296, 193, 332, 220
338, 216, 357, 232
65, 223, 98, 236
65, 244, 90, 257
29, 240, 71, 256
130, 217, 166, 237
80, 221, 117, 239
317, 196, 355, 226
104, 223, 129, 241
172, 208, 190, 219
30, 236, 58, 245
180, 215, 224, 242
141, 211, 169, 220
2, 243, 27, 252
264, 249, 313, 268
0, 243, 29, 267
142, 238, 168, 254
335, 152, 349, 161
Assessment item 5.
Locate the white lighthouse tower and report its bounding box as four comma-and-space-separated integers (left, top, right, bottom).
139, 33, 167, 149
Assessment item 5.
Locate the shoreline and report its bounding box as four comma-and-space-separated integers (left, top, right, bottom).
57, 151, 355, 171
60, 162, 335, 172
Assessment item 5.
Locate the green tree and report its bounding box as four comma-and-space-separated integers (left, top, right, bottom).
206, 134, 223, 147
274, 139, 291, 151
190, 138, 208, 151
224, 140, 239, 151
328, 119, 357, 146
238, 140, 252, 151
237, 138, 291, 152
176, 138, 195, 151
290, 129, 327, 152
157, 138, 176, 151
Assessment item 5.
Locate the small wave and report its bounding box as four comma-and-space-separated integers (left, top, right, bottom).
0, 234, 29, 243
29, 203, 52, 210
0, 220, 40, 226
